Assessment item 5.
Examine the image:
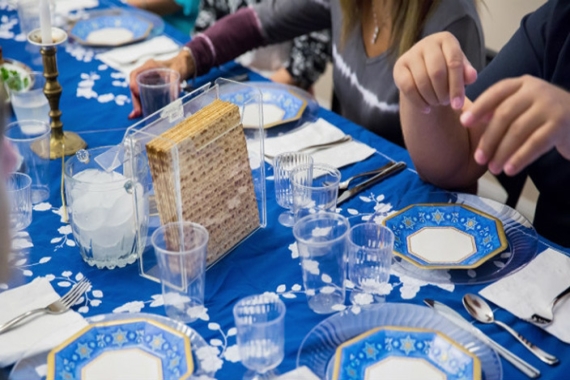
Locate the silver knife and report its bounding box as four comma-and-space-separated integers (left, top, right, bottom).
424, 299, 541, 379
337, 161, 406, 204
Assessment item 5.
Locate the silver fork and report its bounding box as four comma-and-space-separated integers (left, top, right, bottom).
529, 284, 570, 325
0, 278, 91, 334
265, 136, 352, 159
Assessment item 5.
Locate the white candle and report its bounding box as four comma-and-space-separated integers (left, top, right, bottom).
39, 0, 52, 44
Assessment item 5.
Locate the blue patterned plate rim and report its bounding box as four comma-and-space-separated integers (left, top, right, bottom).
296, 302, 502, 380
46, 317, 193, 380
332, 325, 481, 380
220, 84, 308, 129
383, 203, 508, 270
70, 14, 152, 47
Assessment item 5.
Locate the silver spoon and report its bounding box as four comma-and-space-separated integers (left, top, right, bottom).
463, 293, 559, 366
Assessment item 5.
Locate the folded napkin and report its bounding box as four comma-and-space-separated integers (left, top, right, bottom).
480, 248, 570, 343
265, 118, 376, 169
0, 278, 88, 367
276, 365, 319, 380
54, 0, 99, 15
97, 35, 180, 79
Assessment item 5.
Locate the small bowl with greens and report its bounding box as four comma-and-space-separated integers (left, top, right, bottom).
1, 59, 33, 100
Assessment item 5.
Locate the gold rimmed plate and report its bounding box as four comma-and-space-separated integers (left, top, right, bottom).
47, 317, 193, 380
10, 313, 215, 380
333, 326, 481, 380
383, 203, 508, 270
297, 303, 502, 380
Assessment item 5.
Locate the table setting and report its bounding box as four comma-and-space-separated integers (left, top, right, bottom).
2, 0, 570, 379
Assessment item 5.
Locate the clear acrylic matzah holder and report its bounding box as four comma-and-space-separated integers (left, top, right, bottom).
102, 78, 266, 282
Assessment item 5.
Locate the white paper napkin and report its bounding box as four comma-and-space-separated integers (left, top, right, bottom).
479, 248, 570, 343
97, 35, 180, 79
265, 118, 376, 169
0, 278, 88, 367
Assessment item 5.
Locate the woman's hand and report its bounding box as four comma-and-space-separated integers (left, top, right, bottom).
128, 48, 195, 119
461, 75, 570, 176
393, 32, 478, 113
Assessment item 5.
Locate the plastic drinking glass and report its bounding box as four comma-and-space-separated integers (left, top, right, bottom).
136, 68, 180, 117
233, 293, 286, 380
347, 222, 394, 305
5, 72, 50, 124
6, 172, 32, 231
273, 152, 313, 227
290, 163, 340, 222
152, 221, 209, 323
293, 211, 349, 314
5, 120, 50, 204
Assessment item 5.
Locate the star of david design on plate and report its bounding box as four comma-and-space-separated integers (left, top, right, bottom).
297, 303, 500, 380
332, 326, 481, 380
47, 317, 193, 380
383, 204, 508, 269
10, 313, 217, 380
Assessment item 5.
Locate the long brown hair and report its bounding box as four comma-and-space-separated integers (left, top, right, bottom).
340, 0, 441, 58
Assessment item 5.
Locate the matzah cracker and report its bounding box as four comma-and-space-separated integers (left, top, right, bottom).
146, 99, 259, 265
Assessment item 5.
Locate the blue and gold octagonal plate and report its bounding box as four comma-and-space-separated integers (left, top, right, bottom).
333, 326, 481, 380
383, 204, 508, 269
70, 15, 152, 47
47, 318, 193, 380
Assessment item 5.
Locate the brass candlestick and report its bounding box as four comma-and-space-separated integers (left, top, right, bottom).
28, 27, 86, 159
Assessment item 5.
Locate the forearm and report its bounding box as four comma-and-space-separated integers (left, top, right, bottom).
253, 0, 331, 44
186, 7, 265, 77
400, 96, 485, 188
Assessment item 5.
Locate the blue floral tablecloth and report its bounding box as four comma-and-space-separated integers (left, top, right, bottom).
1, 0, 569, 379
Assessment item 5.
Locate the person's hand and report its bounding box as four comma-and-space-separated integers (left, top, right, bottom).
393, 31, 478, 113
269, 68, 296, 86
128, 48, 195, 119
460, 75, 570, 176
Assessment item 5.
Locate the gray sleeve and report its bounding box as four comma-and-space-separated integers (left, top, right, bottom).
252, 0, 332, 44
446, 16, 486, 72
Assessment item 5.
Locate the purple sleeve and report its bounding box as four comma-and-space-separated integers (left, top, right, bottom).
185, 7, 265, 77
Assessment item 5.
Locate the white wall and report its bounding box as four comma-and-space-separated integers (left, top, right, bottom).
479, 0, 547, 51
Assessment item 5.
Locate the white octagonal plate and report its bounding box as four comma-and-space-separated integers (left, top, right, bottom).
383, 204, 508, 269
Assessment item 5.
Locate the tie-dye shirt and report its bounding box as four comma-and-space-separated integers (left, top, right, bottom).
187, 0, 484, 146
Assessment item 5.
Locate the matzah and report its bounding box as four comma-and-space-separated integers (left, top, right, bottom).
146, 99, 259, 265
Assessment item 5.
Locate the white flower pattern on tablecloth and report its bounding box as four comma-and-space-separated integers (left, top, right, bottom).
283, 191, 455, 303
65, 43, 95, 63
195, 345, 224, 373
0, 14, 16, 39
51, 224, 76, 251
49, 271, 101, 313
208, 322, 240, 364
